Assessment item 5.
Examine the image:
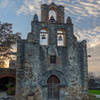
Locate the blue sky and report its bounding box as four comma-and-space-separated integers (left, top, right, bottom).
0, 0, 100, 76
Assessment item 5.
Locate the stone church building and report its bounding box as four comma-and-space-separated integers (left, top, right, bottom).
16, 2, 88, 100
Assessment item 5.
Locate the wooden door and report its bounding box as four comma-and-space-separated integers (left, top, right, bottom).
47, 75, 60, 100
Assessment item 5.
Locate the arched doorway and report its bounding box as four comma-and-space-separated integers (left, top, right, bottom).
47, 75, 60, 100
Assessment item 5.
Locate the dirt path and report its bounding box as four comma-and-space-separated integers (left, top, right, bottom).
0, 92, 7, 98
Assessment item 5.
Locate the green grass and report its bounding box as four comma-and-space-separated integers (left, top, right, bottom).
89, 90, 100, 95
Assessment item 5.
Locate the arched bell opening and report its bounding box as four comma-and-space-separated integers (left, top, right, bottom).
48, 10, 57, 21
40, 28, 49, 46
57, 29, 66, 46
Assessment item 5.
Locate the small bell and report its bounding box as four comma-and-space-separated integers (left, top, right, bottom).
58, 35, 63, 41
42, 34, 46, 39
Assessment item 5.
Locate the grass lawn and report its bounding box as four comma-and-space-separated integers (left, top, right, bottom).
89, 90, 100, 95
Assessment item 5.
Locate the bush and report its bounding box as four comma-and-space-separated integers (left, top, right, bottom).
7, 88, 15, 95
6, 84, 15, 95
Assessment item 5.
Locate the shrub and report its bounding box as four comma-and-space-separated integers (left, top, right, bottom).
6, 84, 15, 95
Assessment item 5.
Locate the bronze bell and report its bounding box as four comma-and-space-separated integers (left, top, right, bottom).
42, 34, 46, 39
58, 35, 63, 41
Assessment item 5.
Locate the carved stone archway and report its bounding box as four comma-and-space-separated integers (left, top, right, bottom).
39, 70, 67, 100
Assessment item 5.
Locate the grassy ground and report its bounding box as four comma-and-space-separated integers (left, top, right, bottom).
89, 90, 100, 100
89, 90, 100, 95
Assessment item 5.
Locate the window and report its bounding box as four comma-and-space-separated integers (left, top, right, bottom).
49, 10, 57, 21
50, 55, 56, 64
47, 75, 60, 100
40, 29, 48, 45
57, 30, 65, 46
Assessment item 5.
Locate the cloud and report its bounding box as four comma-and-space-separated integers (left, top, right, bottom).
17, 0, 100, 17
0, 0, 15, 9
75, 26, 100, 48
0, 0, 9, 8
17, 0, 41, 15
88, 44, 100, 74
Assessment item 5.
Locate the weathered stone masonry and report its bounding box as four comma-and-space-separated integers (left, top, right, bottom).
16, 2, 88, 100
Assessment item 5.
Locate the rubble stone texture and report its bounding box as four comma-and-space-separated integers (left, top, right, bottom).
16, 2, 88, 100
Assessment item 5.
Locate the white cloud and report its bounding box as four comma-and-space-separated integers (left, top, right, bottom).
88, 44, 100, 74
75, 26, 100, 48
16, 0, 100, 17
17, 0, 41, 15
97, 1, 100, 4
0, 0, 15, 9
0, 0, 9, 8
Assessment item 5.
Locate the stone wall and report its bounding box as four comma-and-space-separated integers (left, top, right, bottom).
16, 2, 88, 100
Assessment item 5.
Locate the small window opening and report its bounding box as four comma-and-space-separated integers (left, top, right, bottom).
50, 55, 56, 64
57, 30, 65, 46
40, 29, 48, 45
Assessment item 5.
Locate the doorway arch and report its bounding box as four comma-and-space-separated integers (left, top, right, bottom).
47, 75, 60, 100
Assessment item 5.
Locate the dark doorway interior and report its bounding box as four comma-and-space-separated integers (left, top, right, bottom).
0, 77, 15, 92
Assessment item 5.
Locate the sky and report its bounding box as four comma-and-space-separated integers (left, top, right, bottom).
0, 0, 100, 76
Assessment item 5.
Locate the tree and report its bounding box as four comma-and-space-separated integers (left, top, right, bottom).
88, 72, 97, 89
88, 78, 96, 89
0, 22, 20, 68
88, 72, 95, 80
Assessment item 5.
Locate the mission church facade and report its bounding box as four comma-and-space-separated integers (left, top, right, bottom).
16, 2, 88, 100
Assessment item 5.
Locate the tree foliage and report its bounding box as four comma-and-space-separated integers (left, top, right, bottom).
0, 22, 20, 68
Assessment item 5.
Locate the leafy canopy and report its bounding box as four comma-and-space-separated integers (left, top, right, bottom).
0, 22, 20, 68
